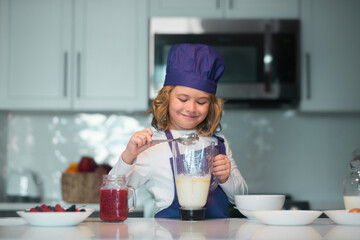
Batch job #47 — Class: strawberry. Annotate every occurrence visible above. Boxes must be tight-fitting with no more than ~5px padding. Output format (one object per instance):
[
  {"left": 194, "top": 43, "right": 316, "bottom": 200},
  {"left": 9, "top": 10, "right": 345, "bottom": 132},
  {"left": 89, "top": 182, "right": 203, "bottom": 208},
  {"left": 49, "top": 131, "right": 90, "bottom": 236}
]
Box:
[
  {"left": 40, "top": 204, "right": 51, "bottom": 212},
  {"left": 55, "top": 204, "right": 65, "bottom": 212}
]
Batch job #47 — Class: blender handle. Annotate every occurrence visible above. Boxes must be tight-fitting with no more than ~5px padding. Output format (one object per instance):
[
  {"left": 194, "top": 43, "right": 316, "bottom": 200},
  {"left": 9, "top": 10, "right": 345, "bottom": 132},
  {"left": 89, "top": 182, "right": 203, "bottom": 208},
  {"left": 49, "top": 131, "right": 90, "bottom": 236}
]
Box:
[
  {"left": 127, "top": 186, "right": 136, "bottom": 212},
  {"left": 209, "top": 176, "right": 219, "bottom": 192}
]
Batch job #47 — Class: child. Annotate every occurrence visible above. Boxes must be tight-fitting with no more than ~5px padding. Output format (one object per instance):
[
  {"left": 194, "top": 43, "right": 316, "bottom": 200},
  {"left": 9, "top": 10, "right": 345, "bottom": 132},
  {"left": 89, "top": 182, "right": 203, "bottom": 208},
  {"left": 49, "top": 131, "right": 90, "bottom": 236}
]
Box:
[{"left": 110, "top": 43, "right": 247, "bottom": 218}]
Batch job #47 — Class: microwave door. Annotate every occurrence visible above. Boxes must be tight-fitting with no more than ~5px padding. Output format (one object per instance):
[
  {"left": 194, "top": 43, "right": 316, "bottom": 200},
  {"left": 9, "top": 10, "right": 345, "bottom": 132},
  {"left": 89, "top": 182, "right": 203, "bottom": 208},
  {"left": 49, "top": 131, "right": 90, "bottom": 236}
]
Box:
[{"left": 216, "top": 40, "right": 279, "bottom": 101}]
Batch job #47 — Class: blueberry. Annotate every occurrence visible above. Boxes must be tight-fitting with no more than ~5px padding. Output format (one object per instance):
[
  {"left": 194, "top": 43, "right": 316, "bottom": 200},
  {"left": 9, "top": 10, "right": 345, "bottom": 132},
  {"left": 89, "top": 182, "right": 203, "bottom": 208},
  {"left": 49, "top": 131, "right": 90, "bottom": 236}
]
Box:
[{"left": 66, "top": 204, "right": 76, "bottom": 212}]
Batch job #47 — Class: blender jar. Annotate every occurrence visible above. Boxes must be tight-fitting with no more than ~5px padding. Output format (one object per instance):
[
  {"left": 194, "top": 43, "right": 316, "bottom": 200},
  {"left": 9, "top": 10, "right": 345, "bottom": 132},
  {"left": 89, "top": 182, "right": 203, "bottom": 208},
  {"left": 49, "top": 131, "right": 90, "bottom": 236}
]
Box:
[{"left": 171, "top": 136, "right": 216, "bottom": 220}]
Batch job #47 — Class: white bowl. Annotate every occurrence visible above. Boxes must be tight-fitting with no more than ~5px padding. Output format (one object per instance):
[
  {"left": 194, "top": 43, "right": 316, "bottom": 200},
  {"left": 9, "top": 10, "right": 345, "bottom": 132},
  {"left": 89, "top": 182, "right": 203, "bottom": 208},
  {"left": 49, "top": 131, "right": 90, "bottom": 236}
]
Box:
[
  {"left": 235, "top": 195, "right": 285, "bottom": 220},
  {"left": 252, "top": 210, "right": 322, "bottom": 226},
  {"left": 16, "top": 208, "right": 94, "bottom": 227},
  {"left": 324, "top": 210, "right": 360, "bottom": 225}
]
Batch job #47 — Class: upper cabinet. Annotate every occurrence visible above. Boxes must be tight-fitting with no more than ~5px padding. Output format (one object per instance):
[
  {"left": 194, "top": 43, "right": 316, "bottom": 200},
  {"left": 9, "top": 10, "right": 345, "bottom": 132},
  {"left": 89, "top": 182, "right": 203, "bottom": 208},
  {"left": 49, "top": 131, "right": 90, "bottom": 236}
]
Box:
[
  {"left": 0, "top": 0, "right": 72, "bottom": 110},
  {"left": 300, "top": 0, "right": 360, "bottom": 112},
  {"left": 0, "top": 0, "right": 148, "bottom": 111},
  {"left": 150, "top": 0, "right": 223, "bottom": 17},
  {"left": 150, "top": 0, "right": 299, "bottom": 19},
  {"left": 225, "top": 0, "right": 299, "bottom": 19},
  {"left": 72, "top": 0, "right": 148, "bottom": 111}
]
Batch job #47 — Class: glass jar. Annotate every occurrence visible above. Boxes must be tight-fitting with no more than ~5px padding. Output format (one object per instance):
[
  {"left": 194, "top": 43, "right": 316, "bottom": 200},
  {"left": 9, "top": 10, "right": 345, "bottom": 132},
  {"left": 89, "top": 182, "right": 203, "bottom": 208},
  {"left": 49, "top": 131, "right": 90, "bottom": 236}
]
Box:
[
  {"left": 100, "top": 175, "right": 136, "bottom": 221},
  {"left": 343, "top": 149, "right": 360, "bottom": 210}
]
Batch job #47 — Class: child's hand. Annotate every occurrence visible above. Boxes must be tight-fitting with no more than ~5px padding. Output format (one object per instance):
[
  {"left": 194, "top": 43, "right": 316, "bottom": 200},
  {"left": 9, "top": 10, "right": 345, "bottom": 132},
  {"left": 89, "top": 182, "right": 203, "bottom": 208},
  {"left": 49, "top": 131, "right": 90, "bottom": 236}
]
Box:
[
  {"left": 121, "top": 128, "right": 153, "bottom": 164},
  {"left": 212, "top": 154, "right": 231, "bottom": 183}
]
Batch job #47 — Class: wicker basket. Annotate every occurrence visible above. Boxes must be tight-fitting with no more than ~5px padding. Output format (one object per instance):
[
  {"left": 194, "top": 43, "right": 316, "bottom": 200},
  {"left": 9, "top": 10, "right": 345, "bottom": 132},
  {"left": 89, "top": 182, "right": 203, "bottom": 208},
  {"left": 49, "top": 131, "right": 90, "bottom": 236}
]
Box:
[{"left": 61, "top": 172, "right": 103, "bottom": 203}]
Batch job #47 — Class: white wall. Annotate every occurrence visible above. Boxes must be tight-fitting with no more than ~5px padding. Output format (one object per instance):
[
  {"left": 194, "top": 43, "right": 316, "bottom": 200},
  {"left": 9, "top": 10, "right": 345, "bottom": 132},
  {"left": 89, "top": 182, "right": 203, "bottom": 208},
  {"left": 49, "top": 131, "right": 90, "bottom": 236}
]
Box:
[{"left": 1, "top": 110, "right": 360, "bottom": 210}]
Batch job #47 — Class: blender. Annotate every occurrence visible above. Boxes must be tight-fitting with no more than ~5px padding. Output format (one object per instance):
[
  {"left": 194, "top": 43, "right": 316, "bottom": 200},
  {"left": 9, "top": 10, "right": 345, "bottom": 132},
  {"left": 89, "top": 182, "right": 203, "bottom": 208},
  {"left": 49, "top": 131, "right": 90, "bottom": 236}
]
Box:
[{"left": 171, "top": 136, "right": 216, "bottom": 220}]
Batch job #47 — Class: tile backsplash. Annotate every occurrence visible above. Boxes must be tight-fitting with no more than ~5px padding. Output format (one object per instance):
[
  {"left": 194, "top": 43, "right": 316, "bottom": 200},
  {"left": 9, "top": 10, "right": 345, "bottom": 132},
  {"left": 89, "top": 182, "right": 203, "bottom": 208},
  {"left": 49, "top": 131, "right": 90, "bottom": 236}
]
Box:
[
  {"left": 3, "top": 112, "right": 152, "bottom": 202},
  {"left": 1, "top": 110, "right": 360, "bottom": 210}
]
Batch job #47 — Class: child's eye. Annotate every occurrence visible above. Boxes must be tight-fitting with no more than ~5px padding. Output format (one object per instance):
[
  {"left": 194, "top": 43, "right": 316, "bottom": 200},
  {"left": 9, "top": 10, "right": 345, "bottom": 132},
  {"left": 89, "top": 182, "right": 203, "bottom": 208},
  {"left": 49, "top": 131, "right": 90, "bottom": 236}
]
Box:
[
  {"left": 178, "top": 98, "right": 187, "bottom": 102},
  {"left": 197, "top": 100, "right": 209, "bottom": 105}
]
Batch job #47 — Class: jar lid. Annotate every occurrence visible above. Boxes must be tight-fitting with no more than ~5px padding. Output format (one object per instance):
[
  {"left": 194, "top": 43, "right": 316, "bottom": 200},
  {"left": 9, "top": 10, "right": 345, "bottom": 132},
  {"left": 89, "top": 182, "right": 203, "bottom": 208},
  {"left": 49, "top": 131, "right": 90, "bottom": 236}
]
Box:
[
  {"left": 350, "top": 148, "right": 360, "bottom": 169},
  {"left": 103, "top": 175, "right": 126, "bottom": 181}
]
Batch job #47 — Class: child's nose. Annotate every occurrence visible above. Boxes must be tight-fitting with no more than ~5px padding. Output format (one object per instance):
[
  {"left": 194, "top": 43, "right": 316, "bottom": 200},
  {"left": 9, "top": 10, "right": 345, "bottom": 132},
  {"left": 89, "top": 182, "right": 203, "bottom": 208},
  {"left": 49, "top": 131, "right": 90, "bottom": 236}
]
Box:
[{"left": 185, "top": 101, "right": 196, "bottom": 112}]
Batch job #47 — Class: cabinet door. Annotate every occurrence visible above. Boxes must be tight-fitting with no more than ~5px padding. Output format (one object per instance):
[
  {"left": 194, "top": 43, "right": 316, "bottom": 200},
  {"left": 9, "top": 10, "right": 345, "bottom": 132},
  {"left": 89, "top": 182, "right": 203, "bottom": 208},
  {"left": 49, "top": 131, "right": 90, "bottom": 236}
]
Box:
[
  {"left": 150, "top": 0, "right": 223, "bottom": 18},
  {"left": 0, "top": 0, "right": 72, "bottom": 110},
  {"left": 300, "top": 0, "right": 360, "bottom": 112},
  {"left": 225, "top": 0, "right": 299, "bottom": 19},
  {"left": 73, "top": 0, "right": 148, "bottom": 111}
]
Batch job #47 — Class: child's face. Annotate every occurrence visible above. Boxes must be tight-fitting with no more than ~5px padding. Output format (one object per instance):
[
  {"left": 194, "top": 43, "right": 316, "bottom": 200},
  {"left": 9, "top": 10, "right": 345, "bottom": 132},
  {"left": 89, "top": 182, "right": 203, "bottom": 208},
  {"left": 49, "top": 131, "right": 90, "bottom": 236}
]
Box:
[{"left": 168, "top": 86, "right": 211, "bottom": 130}]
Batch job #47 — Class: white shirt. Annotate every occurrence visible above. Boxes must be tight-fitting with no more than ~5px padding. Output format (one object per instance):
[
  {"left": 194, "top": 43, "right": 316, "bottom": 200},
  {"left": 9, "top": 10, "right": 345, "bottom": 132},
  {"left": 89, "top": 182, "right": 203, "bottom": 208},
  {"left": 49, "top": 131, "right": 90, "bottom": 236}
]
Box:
[{"left": 110, "top": 130, "right": 247, "bottom": 214}]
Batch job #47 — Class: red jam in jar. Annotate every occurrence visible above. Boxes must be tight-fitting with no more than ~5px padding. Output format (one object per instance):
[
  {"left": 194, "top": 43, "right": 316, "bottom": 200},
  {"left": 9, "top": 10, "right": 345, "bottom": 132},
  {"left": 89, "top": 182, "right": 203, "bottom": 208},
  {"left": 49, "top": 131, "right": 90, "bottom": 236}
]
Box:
[{"left": 100, "top": 175, "right": 136, "bottom": 222}]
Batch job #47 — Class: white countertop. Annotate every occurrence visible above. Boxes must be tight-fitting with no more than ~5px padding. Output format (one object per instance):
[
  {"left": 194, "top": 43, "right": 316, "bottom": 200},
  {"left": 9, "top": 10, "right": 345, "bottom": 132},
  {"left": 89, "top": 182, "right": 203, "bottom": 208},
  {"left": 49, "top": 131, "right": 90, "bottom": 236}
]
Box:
[{"left": 0, "top": 217, "right": 358, "bottom": 240}]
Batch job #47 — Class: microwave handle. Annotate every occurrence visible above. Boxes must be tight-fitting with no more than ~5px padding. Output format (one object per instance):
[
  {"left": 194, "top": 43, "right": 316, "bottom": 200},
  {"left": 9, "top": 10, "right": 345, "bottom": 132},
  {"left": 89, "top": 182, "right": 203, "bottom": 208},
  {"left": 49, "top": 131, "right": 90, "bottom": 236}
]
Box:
[
  {"left": 264, "top": 23, "right": 272, "bottom": 93},
  {"left": 264, "top": 71, "right": 271, "bottom": 93}
]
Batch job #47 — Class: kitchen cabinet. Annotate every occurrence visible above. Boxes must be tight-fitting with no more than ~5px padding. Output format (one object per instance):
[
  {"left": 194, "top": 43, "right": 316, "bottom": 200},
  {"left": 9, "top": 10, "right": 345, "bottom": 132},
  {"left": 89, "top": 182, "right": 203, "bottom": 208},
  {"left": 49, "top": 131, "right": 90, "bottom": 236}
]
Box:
[
  {"left": 150, "top": 0, "right": 223, "bottom": 18},
  {"left": 225, "top": 0, "right": 299, "bottom": 19},
  {"left": 0, "top": 0, "right": 148, "bottom": 111},
  {"left": 0, "top": 0, "right": 72, "bottom": 110},
  {"left": 150, "top": 0, "right": 299, "bottom": 19},
  {"left": 72, "top": 0, "right": 148, "bottom": 111},
  {"left": 300, "top": 0, "right": 360, "bottom": 112}
]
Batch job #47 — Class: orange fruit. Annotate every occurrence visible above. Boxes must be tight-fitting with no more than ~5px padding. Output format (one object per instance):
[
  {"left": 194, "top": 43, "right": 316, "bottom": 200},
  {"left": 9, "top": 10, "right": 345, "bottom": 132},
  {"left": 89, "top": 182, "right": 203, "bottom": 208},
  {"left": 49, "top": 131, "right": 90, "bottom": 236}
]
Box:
[
  {"left": 65, "top": 163, "right": 79, "bottom": 173},
  {"left": 349, "top": 208, "right": 360, "bottom": 213}
]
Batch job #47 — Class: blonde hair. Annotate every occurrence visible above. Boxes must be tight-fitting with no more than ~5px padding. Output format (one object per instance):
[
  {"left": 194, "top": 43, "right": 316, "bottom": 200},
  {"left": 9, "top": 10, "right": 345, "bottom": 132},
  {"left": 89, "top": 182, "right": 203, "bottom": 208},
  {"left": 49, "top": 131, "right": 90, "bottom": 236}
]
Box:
[{"left": 147, "top": 85, "right": 224, "bottom": 137}]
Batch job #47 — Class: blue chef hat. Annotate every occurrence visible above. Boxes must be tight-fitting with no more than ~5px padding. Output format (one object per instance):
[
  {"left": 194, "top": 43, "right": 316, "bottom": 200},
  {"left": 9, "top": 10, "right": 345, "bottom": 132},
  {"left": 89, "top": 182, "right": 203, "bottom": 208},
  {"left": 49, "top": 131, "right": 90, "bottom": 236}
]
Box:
[{"left": 163, "top": 44, "right": 225, "bottom": 94}]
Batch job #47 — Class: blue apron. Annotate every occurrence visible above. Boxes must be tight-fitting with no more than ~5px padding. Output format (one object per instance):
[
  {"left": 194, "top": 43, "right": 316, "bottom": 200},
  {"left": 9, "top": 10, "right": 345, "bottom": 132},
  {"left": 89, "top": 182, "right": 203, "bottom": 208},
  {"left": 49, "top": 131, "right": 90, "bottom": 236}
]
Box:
[{"left": 155, "top": 130, "right": 229, "bottom": 219}]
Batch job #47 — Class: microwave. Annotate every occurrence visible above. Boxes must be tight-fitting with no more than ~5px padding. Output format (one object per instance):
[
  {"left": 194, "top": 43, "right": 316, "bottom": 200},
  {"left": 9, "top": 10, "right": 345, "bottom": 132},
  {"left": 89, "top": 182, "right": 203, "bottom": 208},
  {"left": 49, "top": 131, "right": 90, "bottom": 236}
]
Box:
[{"left": 149, "top": 18, "right": 300, "bottom": 108}]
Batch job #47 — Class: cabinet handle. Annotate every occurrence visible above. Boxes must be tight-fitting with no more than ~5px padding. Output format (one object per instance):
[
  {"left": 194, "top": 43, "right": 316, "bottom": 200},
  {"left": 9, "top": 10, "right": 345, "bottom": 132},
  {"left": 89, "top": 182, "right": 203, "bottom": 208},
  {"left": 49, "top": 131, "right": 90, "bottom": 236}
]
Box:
[
  {"left": 77, "top": 52, "right": 81, "bottom": 98},
  {"left": 305, "top": 53, "right": 311, "bottom": 99},
  {"left": 216, "top": 0, "right": 220, "bottom": 9},
  {"left": 229, "top": 0, "right": 234, "bottom": 9},
  {"left": 63, "top": 52, "right": 68, "bottom": 97}
]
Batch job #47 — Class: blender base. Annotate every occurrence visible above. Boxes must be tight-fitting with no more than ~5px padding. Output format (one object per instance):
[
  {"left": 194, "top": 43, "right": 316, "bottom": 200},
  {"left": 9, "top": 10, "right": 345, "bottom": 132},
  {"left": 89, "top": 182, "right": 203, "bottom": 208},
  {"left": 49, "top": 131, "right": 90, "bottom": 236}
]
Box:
[{"left": 179, "top": 207, "right": 206, "bottom": 221}]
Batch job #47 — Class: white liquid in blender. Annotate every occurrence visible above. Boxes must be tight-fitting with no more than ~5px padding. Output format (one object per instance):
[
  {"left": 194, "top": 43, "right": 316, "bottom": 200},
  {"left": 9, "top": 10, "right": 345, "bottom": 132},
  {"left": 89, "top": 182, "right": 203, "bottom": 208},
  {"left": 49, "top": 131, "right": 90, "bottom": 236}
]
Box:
[
  {"left": 344, "top": 196, "right": 360, "bottom": 209},
  {"left": 176, "top": 174, "right": 211, "bottom": 209}
]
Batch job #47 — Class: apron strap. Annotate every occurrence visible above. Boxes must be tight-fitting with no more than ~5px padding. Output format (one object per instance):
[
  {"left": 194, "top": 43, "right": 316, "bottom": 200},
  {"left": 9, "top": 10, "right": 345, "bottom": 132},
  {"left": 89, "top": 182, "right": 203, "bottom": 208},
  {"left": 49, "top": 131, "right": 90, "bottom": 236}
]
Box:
[
  {"left": 164, "top": 129, "right": 177, "bottom": 188},
  {"left": 164, "top": 129, "right": 173, "bottom": 149},
  {"left": 155, "top": 129, "right": 181, "bottom": 218}
]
